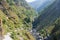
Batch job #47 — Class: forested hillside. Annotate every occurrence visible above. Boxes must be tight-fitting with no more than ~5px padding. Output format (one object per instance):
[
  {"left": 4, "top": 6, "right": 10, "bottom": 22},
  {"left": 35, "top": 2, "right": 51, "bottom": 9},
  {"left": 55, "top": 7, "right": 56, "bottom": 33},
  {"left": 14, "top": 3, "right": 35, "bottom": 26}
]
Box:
[
  {"left": 29, "top": 0, "right": 55, "bottom": 12},
  {"left": 33, "top": 0, "right": 60, "bottom": 30},
  {"left": 32, "top": 0, "right": 60, "bottom": 40},
  {"left": 0, "top": 0, "right": 37, "bottom": 40},
  {"left": 50, "top": 18, "right": 60, "bottom": 40},
  {"left": 0, "top": 0, "right": 60, "bottom": 40}
]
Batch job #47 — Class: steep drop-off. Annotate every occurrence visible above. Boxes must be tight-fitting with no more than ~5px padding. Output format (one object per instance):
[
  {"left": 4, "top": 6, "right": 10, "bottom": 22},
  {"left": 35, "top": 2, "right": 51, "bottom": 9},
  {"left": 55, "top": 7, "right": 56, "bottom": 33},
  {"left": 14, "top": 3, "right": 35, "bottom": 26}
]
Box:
[
  {"left": 0, "top": 0, "right": 37, "bottom": 40},
  {"left": 33, "top": 0, "right": 60, "bottom": 30},
  {"left": 32, "top": 0, "right": 60, "bottom": 40}
]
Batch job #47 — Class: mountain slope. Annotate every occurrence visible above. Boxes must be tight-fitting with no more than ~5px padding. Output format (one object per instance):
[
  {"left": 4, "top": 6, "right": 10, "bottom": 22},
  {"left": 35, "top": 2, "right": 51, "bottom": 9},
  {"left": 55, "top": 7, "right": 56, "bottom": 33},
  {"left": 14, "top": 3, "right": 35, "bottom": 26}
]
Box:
[
  {"left": 32, "top": 0, "right": 60, "bottom": 40},
  {"left": 29, "top": 0, "right": 55, "bottom": 11},
  {"left": 33, "top": 0, "right": 60, "bottom": 30},
  {"left": 0, "top": 0, "right": 36, "bottom": 40},
  {"left": 50, "top": 19, "right": 60, "bottom": 40}
]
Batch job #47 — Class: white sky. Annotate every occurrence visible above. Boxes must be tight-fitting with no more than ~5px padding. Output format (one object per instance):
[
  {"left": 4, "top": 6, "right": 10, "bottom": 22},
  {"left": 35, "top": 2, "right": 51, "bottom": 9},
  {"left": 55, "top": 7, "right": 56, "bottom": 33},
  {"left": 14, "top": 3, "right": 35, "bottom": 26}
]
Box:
[
  {"left": 25, "top": 0, "right": 53, "bottom": 2},
  {"left": 25, "top": 0, "right": 36, "bottom": 2}
]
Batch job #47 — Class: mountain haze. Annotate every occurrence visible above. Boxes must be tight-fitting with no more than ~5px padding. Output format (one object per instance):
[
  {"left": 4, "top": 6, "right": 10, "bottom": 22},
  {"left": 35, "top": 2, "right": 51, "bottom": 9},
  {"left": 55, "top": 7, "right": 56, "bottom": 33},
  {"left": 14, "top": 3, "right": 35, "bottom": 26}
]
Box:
[
  {"left": 32, "top": 0, "right": 60, "bottom": 40},
  {"left": 33, "top": 0, "right": 60, "bottom": 30},
  {"left": 29, "top": 0, "right": 55, "bottom": 11}
]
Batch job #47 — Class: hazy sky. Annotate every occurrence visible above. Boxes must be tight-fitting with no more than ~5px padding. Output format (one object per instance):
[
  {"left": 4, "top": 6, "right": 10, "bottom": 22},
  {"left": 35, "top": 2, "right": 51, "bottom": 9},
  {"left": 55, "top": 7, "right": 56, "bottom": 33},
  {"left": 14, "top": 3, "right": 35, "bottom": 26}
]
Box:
[
  {"left": 25, "top": 0, "right": 54, "bottom": 2},
  {"left": 25, "top": 0, "right": 36, "bottom": 2}
]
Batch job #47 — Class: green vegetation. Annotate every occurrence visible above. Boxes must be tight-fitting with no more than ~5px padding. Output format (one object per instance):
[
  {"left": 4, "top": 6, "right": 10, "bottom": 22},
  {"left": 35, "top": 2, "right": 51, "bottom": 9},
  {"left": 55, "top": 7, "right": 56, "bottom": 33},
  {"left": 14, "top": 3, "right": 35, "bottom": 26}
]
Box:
[
  {"left": 50, "top": 18, "right": 60, "bottom": 40},
  {"left": 0, "top": 0, "right": 36, "bottom": 40},
  {"left": 32, "top": 0, "right": 60, "bottom": 40}
]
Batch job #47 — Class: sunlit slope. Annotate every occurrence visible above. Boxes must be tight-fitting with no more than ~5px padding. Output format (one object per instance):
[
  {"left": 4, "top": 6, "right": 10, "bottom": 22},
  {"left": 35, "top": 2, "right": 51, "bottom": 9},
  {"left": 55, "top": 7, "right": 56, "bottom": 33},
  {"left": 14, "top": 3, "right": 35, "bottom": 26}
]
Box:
[{"left": 0, "top": 0, "right": 36, "bottom": 40}]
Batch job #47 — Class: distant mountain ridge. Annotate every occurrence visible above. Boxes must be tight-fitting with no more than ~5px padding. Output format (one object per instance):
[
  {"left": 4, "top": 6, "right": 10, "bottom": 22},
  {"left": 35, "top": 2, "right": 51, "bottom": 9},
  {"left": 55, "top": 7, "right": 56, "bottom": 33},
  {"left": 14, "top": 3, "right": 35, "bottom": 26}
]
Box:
[
  {"left": 33, "top": 0, "right": 60, "bottom": 30},
  {"left": 29, "top": 0, "right": 55, "bottom": 11}
]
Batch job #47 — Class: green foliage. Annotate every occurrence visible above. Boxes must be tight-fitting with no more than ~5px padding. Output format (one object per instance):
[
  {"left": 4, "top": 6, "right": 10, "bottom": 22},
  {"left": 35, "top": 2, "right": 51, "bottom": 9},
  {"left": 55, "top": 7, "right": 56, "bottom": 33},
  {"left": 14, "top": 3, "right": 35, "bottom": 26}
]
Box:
[
  {"left": 24, "top": 17, "right": 30, "bottom": 23},
  {"left": 6, "top": 0, "right": 15, "bottom": 5},
  {"left": 0, "top": 0, "right": 36, "bottom": 40},
  {"left": 33, "top": 0, "right": 60, "bottom": 30},
  {"left": 49, "top": 18, "right": 60, "bottom": 40}
]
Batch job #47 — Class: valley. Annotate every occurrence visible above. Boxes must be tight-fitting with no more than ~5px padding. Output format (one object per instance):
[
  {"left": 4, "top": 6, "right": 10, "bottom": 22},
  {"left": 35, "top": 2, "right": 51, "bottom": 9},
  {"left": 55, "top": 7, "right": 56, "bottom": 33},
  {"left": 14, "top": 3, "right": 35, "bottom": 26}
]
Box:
[{"left": 0, "top": 0, "right": 60, "bottom": 40}]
